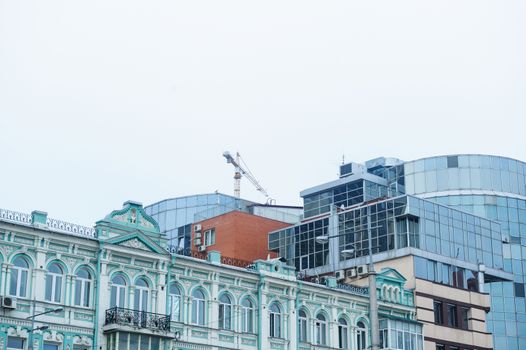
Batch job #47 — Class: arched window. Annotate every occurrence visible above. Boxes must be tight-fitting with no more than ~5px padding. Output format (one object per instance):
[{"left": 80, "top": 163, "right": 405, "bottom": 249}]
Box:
[
  {"left": 356, "top": 321, "right": 367, "bottom": 350},
  {"left": 45, "top": 262, "right": 64, "bottom": 302},
  {"left": 74, "top": 267, "right": 92, "bottom": 307},
  {"left": 10, "top": 256, "right": 29, "bottom": 297},
  {"left": 134, "top": 278, "right": 149, "bottom": 312},
  {"left": 338, "top": 318, "right": 349, "bottom": 349},
  {"left": 241, "top": 297, "right": 255, "bottom": 333},
  {"left": 269, "top": 303, "right": 282, "bottom": 338},
  {"left": 298, "top": 309, "right": 308, "bottom": 343},
  {"left": 315, "top": 313, "right": 327, "bottom": 345},
  {"left": 110, "top": 275, "right": 127, "bottom": 308},
  {"left": 218, "top": 294, "right": 232, "bottom": 330},
  {"left": 191, "top": 289, "right": 206, "bottom": 326},
  {"left": 169, "top": 284, "right": 182, "bottom": 322}
]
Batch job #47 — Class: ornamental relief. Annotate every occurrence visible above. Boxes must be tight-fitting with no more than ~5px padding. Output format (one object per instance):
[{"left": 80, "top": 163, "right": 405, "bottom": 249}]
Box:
[
  {"left": 120, "top": 238, "right": 151, "bottom": 251},
  {"left": 73, "top": 335, "right": 92, "bottom": 346},
  {"left": 43, "top": 331, "right": 64, "bottom": 343}
]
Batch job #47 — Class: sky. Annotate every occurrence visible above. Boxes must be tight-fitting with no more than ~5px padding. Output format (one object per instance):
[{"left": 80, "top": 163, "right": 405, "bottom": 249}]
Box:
[{"left": 0, "top": 1, "right": 525, "bottom": 226}]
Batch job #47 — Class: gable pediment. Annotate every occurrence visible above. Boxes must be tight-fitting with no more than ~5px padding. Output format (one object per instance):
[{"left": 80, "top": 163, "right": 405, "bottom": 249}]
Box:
[{"left": 107, "top": 232, "right": 166, "bottom": 255}]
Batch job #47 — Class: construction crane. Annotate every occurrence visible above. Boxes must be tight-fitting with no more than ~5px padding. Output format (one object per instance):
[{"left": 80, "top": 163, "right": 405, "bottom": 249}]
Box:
[{"left": 222, "top": 151, "right": 271, "bottom": 201}]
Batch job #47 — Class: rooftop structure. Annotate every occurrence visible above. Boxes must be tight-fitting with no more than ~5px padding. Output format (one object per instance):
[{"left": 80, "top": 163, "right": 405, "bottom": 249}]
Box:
[
  {"left": 270, "top": 154, "right": 526, "bottom": 349},
  {"left": 144, "top": 192, "right": 302, "bottom": 249}
]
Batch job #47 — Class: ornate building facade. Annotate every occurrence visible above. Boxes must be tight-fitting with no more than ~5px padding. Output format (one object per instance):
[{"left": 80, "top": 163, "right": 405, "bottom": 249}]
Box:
[{"left": 0, "top": 201, "right": 420, "bottom": 350}]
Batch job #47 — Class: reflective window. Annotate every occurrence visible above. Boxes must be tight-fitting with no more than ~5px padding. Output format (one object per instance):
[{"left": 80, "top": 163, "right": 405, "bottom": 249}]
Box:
[
  {"left": 338, "top": 318, "right": 349, "bottom": 349},
  {"left": 269, "top": 303, "right": 282, "bottom": 338},
  {"left": 134, "top": 278, "right": 149, "bottom": 312},
  {"left": 10, "top": 256, "right": 29, "bottom": 298},
  {"left": 7, "top": 337, "right": 24, "bottom": 350},
  {"left": 447, "top": 156, "right": 459, "bottom": 168},
  {"left": 241, "top": 297, "right": 255, "bottom": 333},
  {"left": 191, "top": 289, "right": 206, "bottom": 325},
  {"left": 110, "top": 275, "right": 127, "bottom": 308},
  {"left": 356, "top": 321, "right": 367, "bottom": 350},
  {"left": 45, "top": 262, "right": 64, "bottom": 303},
  {"left": 315, "top": 313, "right": 327, "bottom": 345},
  {"left": 169, "top": 284, "right": 182, "bottom": 322},
  {"left": 74, "top": 267, "right": 92, "bottom": 307},
  {"left": 218, "top": 293, "right": 232, "bottom": 330}
]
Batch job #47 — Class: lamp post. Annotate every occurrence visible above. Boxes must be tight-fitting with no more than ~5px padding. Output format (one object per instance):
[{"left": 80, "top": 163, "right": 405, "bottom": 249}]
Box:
[
  {"left": 314, "top": 205, "right": 380, "bottom": 350},
  {"left": 27, "top": 299, "right": 63, "bottom": 350}
]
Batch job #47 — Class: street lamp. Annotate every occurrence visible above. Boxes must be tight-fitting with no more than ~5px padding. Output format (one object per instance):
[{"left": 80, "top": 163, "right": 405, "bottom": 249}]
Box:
[{"left": 27, "top": 299, "right": 63, "bottom": 350}]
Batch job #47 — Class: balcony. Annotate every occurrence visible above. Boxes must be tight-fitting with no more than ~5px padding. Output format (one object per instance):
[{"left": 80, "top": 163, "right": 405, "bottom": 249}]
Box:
[{"left": 105, "top": 307, "right": 171, "bottom": 332}]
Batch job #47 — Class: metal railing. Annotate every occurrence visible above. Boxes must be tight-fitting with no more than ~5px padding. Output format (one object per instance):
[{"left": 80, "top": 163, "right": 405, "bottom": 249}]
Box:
[
  {"left": 166, "top": 246, "right": 253, "bottom": 268},
  {"left": 105, "top": 307, "right": 170, "bottom": 332}
]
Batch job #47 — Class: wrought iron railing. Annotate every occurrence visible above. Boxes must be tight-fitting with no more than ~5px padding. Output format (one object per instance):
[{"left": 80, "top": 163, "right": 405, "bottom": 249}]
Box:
[
  {"left": 220, "top": 255, "right": 253, "bottom": 268},
  {"left": 166, "top": 246, "right": 253, "bottom": 268},
  {"left": 105, "top": 307, "right": 170, "bottom": 332},
  {"left": 337, "top": 283, "right": 369, "bottom": 296}
]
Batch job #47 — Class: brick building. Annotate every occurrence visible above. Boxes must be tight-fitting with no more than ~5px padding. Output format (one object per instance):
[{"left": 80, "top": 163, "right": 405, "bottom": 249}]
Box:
[{"left": 191, "top": 211, "right": 290, "bottom": 262}]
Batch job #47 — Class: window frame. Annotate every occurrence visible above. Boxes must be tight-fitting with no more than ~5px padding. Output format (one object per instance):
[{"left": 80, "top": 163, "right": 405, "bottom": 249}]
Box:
[
  {"left": 169, "top": 284, "right": 182, "bottom": 322},
  {"left": 204, "top": 229, "right": 216, "bottom": 247},
  {"left": 45, "top": 262, "right": 64, "bottom": 303},
  {"left": 315, "top": 313, "right": 327, "bottom": 345},
  {"left": 338, "top": 318, "right": 349, "bottom": 349},
  {"left": 269, "top": 303, "right": 282, "bottom": 338},
  {"left": 74, "top": 267, "right": 92, "bottom": 308},
  {"left": 241, "top": 297, "right": 255, "bottom": 333},
  {"left": 218, "top": 293, "right": 233, "bottom": 330},
  {"left": 356, "top": 320, "right": 367, "bottom": 350},
  {"left": 110, "top": 275, "right": 128, "bottom": 308},
  {"left": 10, "top": 256, "right": 30, "bottom": 298},
  {"left": 191, "top": 289, "right": 206, "bottom": 326},
  {"left": 134, "top": 278, "right": 150, "bottom": 312},
  {"left": 7, "top": 336, "right": 25, "bottom": 350},
  {"left": 298, "top": 309, "right": 308, "bottom": 343}
]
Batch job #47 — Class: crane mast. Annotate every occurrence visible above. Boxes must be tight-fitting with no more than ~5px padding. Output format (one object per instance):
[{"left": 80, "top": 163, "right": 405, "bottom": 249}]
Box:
[{"left": 223, "top": 151, "right": 270, "bottom": 200}]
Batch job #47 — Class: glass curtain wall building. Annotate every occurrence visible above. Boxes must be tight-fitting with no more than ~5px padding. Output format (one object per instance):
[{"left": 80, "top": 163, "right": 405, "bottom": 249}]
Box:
[
  {"left": 402, "top": 155, "right": 526, "bottom": 350},
  {"left": 145, "top": 193, "right": 257, "bottom": 248},
  {"left": 269, "top": 154, "right": 525, "bottom": 349},
  {"left": 145, "top": 193, "right": 302, "bottom": 249}
]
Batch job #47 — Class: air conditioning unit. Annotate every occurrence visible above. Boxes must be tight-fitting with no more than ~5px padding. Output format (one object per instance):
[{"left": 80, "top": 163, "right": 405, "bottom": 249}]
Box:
[
  {"left": 194, "top": 238, "right": 202, "bottom": 246},
  {"left": 2, "top": 297, "right": 16, "bottom": 309},
  {"left": 194, "top": 224, "right": 202, "bottom": 232},
  {"left": 198, "top": 246, "right": 206, "bottom": 252},
  {"left": 346, "top": 268, "right": 357, "bottom": 279},
  {"left": 335, "top": 270, "right": 345, "bottom": 281},
  {"left": 357, "top": 265, "right": 369, "bottom": 276},
  {"left": 194, "top": 232, "right": 202, "bottom": 239}
]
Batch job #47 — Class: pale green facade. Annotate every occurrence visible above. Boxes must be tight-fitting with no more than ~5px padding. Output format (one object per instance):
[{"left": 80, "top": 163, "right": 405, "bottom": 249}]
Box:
[{"left": 0, "top": 201, "right": 421, "bottom": 350}]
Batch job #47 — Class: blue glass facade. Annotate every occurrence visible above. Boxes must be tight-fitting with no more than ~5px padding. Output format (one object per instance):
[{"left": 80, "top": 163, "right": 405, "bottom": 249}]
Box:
[
  {"left": 145, "top": 193, "right": 256, "bottom": 248},
  {"left": 270, "top": 154, "right": 525, "bottom": 349},
  {"left": 402, "top": 155, "right": 526, "bottom": 350},
  {"left": 146, "top": 193, "right": 302, "bottom": 250}
]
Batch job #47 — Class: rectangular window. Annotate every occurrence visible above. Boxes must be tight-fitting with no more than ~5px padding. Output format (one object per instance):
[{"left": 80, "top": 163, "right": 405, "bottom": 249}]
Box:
[
  {"left": 435, "top": 345, "right": 445, "bottom": 350},
  {"left": 43, "top": 343, "right": 59, "bottom": 350},
  {"left": 447, "top": 156, "right": 459, "bottom": 168},
  {"left": 461, "top": 307, "right": 469, "bottom": 330},
  {"left": 7, "top": 337, "right": 24, "bottom": 350},
  {"left": 514, "top": 283, "right": 525, "bottom": 297},
  {"left": 434, "top": 301, "right": 443, "bottom": 324},
  {"left": 447, "top": 304, "right": 458, "bottom": 327},
  {"left": 204, "top": 229, "right": 216, "bottom": 246}
]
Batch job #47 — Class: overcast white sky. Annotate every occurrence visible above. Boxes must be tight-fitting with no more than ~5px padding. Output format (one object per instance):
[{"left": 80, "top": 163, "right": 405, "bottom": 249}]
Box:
[{"left": 1, "top": 1, "right": 525, "bottom": 226}]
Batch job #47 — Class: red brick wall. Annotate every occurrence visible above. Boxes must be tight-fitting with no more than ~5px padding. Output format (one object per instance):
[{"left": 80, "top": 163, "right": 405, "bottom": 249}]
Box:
[{"left": 192, "top": 211, "right": 289, "bottom": 262}]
